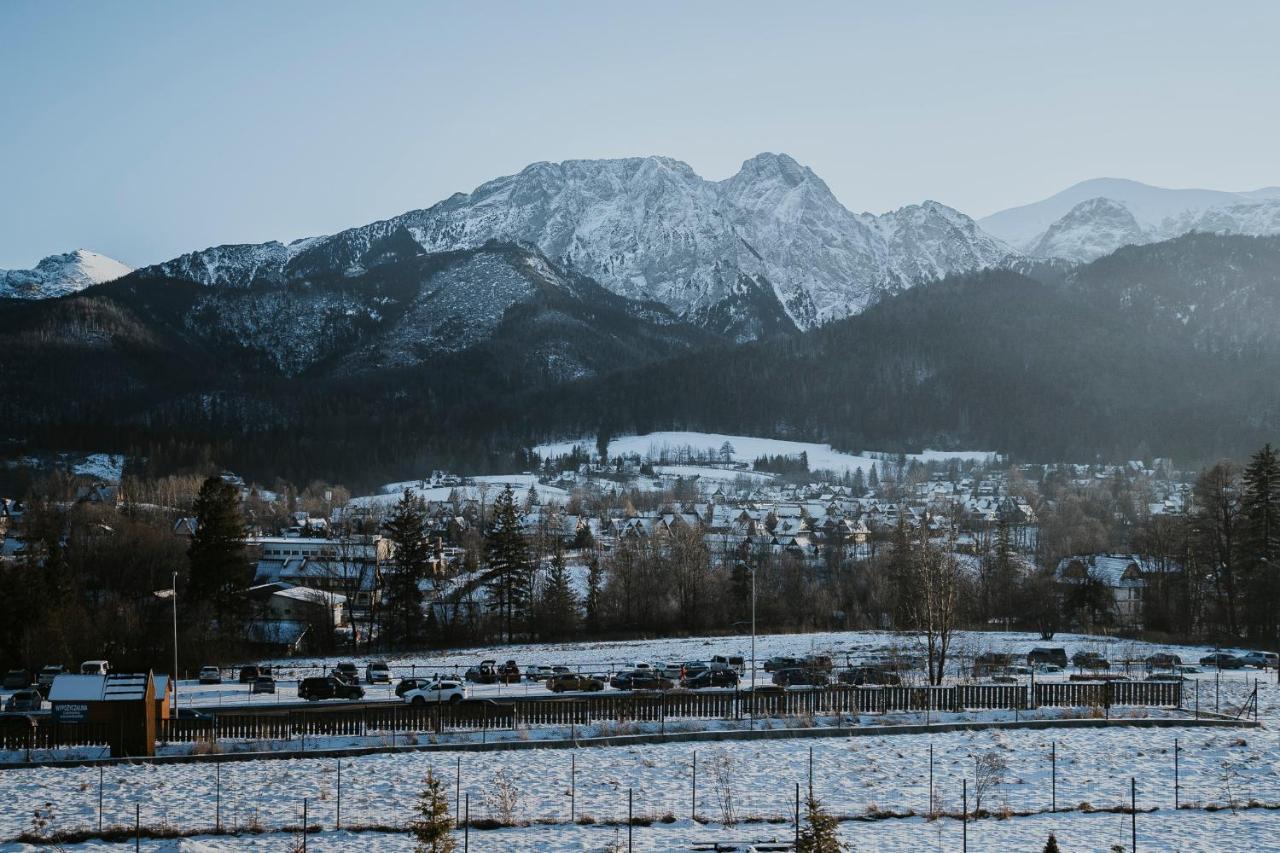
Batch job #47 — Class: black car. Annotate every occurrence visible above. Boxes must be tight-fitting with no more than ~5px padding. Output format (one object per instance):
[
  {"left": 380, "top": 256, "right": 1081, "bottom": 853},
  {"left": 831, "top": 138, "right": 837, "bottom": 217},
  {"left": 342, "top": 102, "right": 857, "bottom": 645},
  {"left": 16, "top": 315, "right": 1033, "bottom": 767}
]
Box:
[
  {"left": 610, "top": 671, "right": 674, "bottom": 691},
  {"left": 5, "top": 689, "right": 42, "bottom": 712},
  {"left": 1145, "top": 652, "right": 1183, "bottom": 669},
  {"left": 1199, "top": 652, "right": 1244, "bottom": 670},
  {"left": 763, "top": 656, "right": 801, "bottom": 673},
  {"left": 299, "top": 676, "right": 365, "bottom": 701},
  {"left": 682, "top": 669, "right": 739, "bottom": 689},
  {"left": 1072, "top": 652, "right": 1110, "bottom": 670},
  {"left": 2, "top": 669, "right": 30, "bottom": 690},
  {"left": 1027, "top": 647, "right": 1068, "bottom": 668},
  {"left": 836, "top": 666, "right": 901, "bottom": 686},
  {"left": 35, "top": 665, "right": 64, "bottom": 695},
  {"left": 238, "top": 665, "right": 260, "bottom": 684},
  {"left": 772, "top": 668, "right": 830, "bottom": 687}
]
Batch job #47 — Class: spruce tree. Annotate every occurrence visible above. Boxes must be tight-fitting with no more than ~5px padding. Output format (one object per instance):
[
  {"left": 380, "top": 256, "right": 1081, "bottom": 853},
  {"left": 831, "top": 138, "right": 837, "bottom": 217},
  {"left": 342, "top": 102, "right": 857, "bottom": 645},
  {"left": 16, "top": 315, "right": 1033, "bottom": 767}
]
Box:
[
  {"left": 537, "top": 546, "right": 579, "bottom": 640},
  {"left": 485, "top": 486, "right": 531, "bottom": 641},
  {"left": 1043, "top": 833, "right": 1061, "bottom": 853},
  {"left": 584, "top": 554, "right": 603, "bottom": 634},
  {"left": 796, "top": 795, "right": 845, "bottom": 852},
  {"left": 187, "top": 476, "right": 251, "bottom": 640},
  {"left": 1241, "top": 444, "right": 1280, "bottom": 640},
  {"left": 384, "top": 489, "right": 432, "bottom": 648},
  {"left": 411, "top": 769, "right": 456, "bottom": 852}
]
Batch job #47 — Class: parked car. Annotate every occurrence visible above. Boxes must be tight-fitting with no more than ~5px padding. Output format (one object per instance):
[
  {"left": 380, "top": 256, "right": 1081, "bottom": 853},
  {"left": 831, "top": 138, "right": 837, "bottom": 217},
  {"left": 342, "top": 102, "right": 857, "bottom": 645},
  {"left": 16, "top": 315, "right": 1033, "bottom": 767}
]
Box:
[
  {"left": 2, "top": 669, "right": 30, "bottom": 690},
  {"left": 772, "top": 668, "right": 830, "bottom": 688},
  {"left": 763, "top": 656, "right": 801, "bottom": 673},
  {"left": 1027, "top": 647, "right": 1068, "bottom": 668},
  {"left": 365, "top": 661, "right": 392, "bottom": 684},
  {"left": 198, "top": 666, "right": 222, "bottom": 685},
  {"left": 251, "top": 675, "right": 276, "bottom": 694},
  {"left": 548, "top": 673, "right": 605, "bottom": 692},
  {"left": 1199, "top": 652, "right": 1244, "bottom": 669},
  {"left": 333, "top": 662, "right": 360, "bottom": 684},
  {"left": 465, "top": 660, "right": 498, "bottom": 684},
  {"left": 837, "top": 666, "right": 901, "bottom": 686},
  {"left": 802, "top": 654, "right": 834, "bottom": 672},
  {"left": 710, "top": 655, "right": 746, "bottom": 673},
  {"left": 610, "top": 671, "right": 674, "bottom": 691},
  {"left": 526, "top": 666, "right": 555, "bottom": 682},
  {"left": 497, "top": 660, "right": 522, "bottom": 684},
  {"left": 680, "top": 661, "right": 711, "bottom": 680},
  {"left": 299, "top": 676, "right": 364, "bottom": 701},
  {"left": 403, "top": 680, "right": 467, "bottom": 704},
  {"left": 655, "top": 663, "right": 683, "bottom": 680},
  {"left": 396, "top": 677, "right": 433, "bottom": 698},
  {"left": 35, "top": 665, "right": 63, "bottom": 696},
  {"left": 5, "top": 689, "right": 42, "bottom": 712},
  {"left": 238, "top": 665, "right": 261, "bottom": 684},
  {"left": 1145, "top": 652, "right": 1183, "bottom": 669},
  {"left": 973, "top": 653, "right": 1014, "bottom": 675},
  {"left": 682, "top": 669, "right": 740, "bottom": 689},
  {"left": 79, "top": 660, "right": 110, "bottom": 676},
  {"left": 1072, "top": 652, "right": 1111, "bottom": 670},
  {"left": 1239, "top": 651, "right": 1278, "bottom": 669}
]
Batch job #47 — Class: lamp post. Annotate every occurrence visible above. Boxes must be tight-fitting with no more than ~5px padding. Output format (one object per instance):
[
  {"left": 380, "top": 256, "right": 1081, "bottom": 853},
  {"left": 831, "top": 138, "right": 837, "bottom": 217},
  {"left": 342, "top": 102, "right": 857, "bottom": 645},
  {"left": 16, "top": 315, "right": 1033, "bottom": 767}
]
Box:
[
  {"left": 172, "top": 570, "right": 179, "bottom": 712},
  {"left": 749, "top": 559, "right": 756, "bottom": 729}
]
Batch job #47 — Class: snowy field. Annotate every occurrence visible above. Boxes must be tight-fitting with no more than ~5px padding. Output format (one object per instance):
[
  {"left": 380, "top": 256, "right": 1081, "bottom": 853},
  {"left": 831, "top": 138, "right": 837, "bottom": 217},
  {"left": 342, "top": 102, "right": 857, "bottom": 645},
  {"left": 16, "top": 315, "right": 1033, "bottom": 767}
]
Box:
[
  {"left": 535, "top": 431, "right": 999, "bottom": 474},
  {"left": 1, "top": 630, "right": 1275, "bottom": 849},
  {"left": 349, "top": 474, "right": 571, "bottom": 510}
]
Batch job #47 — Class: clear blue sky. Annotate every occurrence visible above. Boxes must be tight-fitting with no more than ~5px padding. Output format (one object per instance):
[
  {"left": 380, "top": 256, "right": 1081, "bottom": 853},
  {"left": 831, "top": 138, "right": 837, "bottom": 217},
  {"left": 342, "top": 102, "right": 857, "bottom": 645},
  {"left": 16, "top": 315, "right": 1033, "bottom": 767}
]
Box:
[{"left": 2, "top": 1, "right": 1277, "bottom": 268}]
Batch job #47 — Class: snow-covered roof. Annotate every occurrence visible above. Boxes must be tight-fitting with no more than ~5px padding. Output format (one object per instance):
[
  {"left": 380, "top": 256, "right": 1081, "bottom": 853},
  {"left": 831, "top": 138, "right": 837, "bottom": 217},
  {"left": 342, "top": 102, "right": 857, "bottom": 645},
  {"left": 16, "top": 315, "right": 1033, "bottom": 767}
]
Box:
[{"left": 48, "top": 674, "right": 104, "bottom": 702}]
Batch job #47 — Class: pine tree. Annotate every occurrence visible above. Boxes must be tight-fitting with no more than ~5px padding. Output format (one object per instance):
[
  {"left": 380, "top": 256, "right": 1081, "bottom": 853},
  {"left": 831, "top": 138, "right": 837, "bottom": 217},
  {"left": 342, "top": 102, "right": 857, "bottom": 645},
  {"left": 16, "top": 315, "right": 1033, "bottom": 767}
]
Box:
[
  {"left": 584, "top": 555, "right": 603, "bottom": 633},
  {"left": 868, "top": 463, "right": 879, "bottom": 492},
  {"left": 1043, "top": 833, "right": 1061, "bottom": 853},
  {"left": 796, "top": 795, "right": 845, "bottom": 852},
  {"left": 486, "top": 486, "right": 531, "bottom": 641},
  {"left": 187, "top": 476, "right": 250, "bottom": 639},
  {"left": 851, "top": 467, "right": 866, "bottom": 497},
  {"left": 1240, "top": 444, "right": 1280, "bottom": 641},
  {"left": 537, "top": 546, "right": 579, "bottom": 640},
  {"left": 384, "top": 489, "right": 432, "bottom": 648},
  {"left": 411, "top": 769, "right": 456, "bottom": 852}
]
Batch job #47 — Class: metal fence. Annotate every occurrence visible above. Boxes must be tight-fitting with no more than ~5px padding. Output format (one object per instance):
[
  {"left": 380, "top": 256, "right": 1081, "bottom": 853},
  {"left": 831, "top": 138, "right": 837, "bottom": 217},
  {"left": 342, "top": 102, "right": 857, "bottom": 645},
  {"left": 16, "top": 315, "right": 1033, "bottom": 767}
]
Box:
[{"left": 0, "top": 679, "right": 1183, "bottom": 752}]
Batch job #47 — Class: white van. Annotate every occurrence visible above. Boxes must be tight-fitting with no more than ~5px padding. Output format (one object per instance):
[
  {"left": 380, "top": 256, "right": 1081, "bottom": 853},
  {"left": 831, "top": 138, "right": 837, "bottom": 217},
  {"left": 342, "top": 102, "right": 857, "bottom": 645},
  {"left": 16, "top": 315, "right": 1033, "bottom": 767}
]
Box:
[{"left": 80, "top": 660, "right": 110, "bottom": 675}]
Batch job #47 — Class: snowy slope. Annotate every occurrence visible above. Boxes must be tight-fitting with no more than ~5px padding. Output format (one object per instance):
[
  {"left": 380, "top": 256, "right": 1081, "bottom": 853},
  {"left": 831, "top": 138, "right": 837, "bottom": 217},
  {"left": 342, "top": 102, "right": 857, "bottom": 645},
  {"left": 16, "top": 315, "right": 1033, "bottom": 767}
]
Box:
[
  {"left": 983, "top": 177, "right": 1280, "bottom": 261},
  {"left": 137, "top": 154, "right": 1019, "bottom": 336},
  {"left": 0, "top": 249, "right": 132, "bottom": 299}
]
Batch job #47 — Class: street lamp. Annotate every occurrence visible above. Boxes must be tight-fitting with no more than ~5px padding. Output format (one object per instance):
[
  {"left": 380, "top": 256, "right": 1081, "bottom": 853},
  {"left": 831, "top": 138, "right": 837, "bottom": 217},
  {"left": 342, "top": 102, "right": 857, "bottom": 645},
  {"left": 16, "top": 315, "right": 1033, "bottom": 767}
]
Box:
[{"left": 172, "top": 570, "right": 179, "bottom": 712}]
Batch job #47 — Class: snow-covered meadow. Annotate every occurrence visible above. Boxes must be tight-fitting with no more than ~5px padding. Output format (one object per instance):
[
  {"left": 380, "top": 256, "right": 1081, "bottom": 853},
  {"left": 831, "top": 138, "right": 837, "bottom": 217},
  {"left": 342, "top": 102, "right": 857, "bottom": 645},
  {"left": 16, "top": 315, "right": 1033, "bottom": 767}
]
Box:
[{"left": 534, "top": 431, "right": 998, "bottom": 475}]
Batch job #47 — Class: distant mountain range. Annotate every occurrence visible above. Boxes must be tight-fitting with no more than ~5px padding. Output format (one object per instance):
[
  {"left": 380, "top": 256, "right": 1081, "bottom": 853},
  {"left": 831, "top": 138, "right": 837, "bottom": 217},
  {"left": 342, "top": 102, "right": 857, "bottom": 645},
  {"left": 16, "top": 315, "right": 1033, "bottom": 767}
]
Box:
[
  {"left": 980, "top": 177, "right": 1280, "bottom": 263},
  {"left": 0, "top": 249, "right": 132, "bottom": 300},
  {"left": 4, "top": 157, "right": 1280, "bottom": 484}
]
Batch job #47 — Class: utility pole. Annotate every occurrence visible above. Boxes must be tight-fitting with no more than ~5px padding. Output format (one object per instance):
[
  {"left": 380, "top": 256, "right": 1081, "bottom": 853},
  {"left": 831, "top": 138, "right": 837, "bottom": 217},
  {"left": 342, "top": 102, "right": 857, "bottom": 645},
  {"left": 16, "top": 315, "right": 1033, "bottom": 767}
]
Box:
[{"left": 750, "top": 561, "right": 756, "bottom": 731}]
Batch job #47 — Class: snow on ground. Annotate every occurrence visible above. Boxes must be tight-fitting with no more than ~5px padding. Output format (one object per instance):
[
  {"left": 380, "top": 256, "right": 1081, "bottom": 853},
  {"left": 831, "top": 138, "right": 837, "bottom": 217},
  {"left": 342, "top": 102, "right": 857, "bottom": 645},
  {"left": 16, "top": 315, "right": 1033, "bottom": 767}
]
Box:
[
  {"left": 535, "top": 431, "right": 998, "bottom": 474},
  {"left": 349, "top": 474, "right": 570, "bottom": 510},
  {"left": 3, "top": 709, "right": 1275, "bottom": 849},
  {"left": 70, "top": 453, "right": 125, "bottom": 482}
]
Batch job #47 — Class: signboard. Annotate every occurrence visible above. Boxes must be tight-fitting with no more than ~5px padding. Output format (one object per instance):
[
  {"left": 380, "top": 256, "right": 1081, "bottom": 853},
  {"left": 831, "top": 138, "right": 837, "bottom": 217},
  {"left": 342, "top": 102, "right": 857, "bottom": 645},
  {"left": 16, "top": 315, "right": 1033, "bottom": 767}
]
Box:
[{"left": 53, "top": 702, "right": 89, "bottom": 723}]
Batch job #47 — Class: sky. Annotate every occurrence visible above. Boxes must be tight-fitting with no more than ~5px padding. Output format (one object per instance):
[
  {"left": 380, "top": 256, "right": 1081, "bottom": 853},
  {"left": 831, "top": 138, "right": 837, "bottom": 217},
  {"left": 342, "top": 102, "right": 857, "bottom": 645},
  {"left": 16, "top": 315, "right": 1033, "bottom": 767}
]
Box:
[{"left": 2, "top": 1, "right": 1278, "bottom": 269}]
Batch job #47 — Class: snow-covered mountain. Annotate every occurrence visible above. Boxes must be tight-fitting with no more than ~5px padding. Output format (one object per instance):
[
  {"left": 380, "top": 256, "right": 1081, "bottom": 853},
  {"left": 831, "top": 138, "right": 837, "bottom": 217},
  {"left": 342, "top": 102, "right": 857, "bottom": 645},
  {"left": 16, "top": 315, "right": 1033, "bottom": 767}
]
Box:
[
  {"left": 982, "top": 178, "right": 1280, "bottom": 262},
  {"left": 0, "top": 249, "right": 132, "bottom": 299},
  {"left": 139, "top": 153, "right": 1017, "bottom": 336}
]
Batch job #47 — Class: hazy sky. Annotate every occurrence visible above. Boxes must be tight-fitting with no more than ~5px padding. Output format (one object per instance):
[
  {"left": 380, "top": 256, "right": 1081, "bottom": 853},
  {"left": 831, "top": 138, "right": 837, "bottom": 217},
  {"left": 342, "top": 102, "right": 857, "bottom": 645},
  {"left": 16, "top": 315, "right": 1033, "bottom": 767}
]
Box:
[{"left": 3, "top": 1, "right": 1278, "bottom": 268}]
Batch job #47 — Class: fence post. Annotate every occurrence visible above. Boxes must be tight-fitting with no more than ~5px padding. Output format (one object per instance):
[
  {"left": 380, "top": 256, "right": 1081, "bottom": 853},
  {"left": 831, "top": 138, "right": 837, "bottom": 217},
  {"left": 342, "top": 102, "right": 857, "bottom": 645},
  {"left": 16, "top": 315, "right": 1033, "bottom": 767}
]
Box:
[
  {"left": 215, "top": 760, "right": 221, "bottom": 831},
  {"left": 570, "top": 752, "right": 576, "bottom": 823},
  {"left": 928, "top": 743, "right": 934, "bottom": 816},
  {"left": 98, "top": 765, "right": 104, "bottom": 832},
  {"left": 302, "top": 797, "right": 308, "bottom": 852},
  {"left": 794, "top": 781, "right": 800, "bottom": 849},
  {"left": 464, "top": 792, "right": 469, "bottom": 851},
  {"left": 962, "top": 778, "right": 968, "bottom": 853},
  {"left": 456, "top": 755, "right": 462, "bottom": 827},
  {"left": 1051, "top": 740, "right": 1057, "bottom": 812},
  {"left": 1131, "top": 777, "right": 1137, "bottom": 853},
  {"left": 692, "top": 749, "right": 697, "bottom": 821},
  {"left": 628, "top": 787, "right": 634, "bottom": 853},
  {"left": 336, "top": 758, "right": 341, "bottom": 830},
  {"left": 1174, "top": 738, "right": 1179, "bottom": 809},
  {"left": 134, "top": 803, "right": 140, "bottom": 851}
]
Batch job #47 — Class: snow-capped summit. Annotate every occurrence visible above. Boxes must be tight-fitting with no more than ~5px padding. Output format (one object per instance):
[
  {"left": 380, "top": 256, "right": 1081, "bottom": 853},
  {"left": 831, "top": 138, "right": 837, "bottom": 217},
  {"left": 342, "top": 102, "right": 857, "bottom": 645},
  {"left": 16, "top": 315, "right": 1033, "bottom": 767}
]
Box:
[
  {"left": 0, "top": 249, "right": 132, "bottom": 300},
  {"left": 1028, "top": 197, "right": 1146, "bottom": 263},
  {"left": 137, "top": 153, "right": 1018, "bottom": 336},
  {"left": 982, "top": 178, "right": 1280, "bottom": 262}
]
